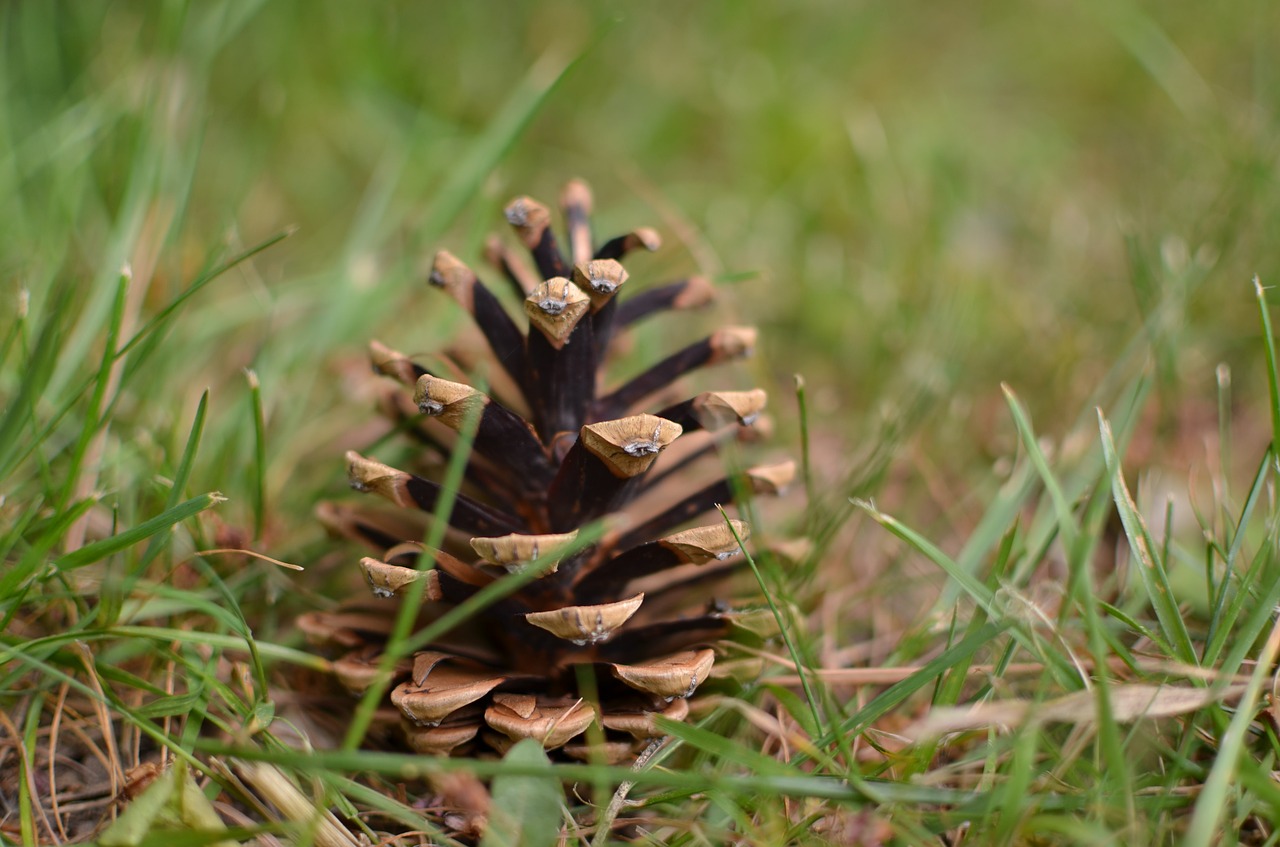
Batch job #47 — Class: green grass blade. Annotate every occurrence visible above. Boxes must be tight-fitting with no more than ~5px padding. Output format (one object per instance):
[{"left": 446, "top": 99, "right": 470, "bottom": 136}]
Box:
[
  {"left": 1001, "top": 384, "right": 1080, "bottom": 552},
  {"left": 104, "top": 627, "right": 328, "bottom": 672},
  {"left": 854, "top": 498, "right": 997, "bottom": 615},
  {"left": 116, "top": 230, "right": 293, "bottom": 361},
  {"left": 832, "top": 621, "right": 1007, "bottom": 740},
  {"left": 1098, "top": 411, "right": 1197, "bottom": 665},
  {"left": 0, "top": 282, "right": 71, "bottom": 479},
  {"left": 721, "top": 507, "right": 825, "bottom": 735},
  {"left": 794, "top": 373, "right": 816, "bottom": 511},
  {"left": 135, "top": 390, "right": 210, "bottom": 577},
  {"left": 246, "top": 369, "right": 267, "bottom": 540},
  {"left": 1256, "top": 274, "right": 1280, "bottom": 447},
  {"left": 938, "top": 458, "right": 1038, "bottom": 610},
  {"left": 1005, "top": 388, "right": 1134, "bottom": 806},
  {"left": 339, "top": 389, "right": 483, "bottom": 750},
  {"left": 1212, "top": 540, "right": 1280, "bottom": 680},
  {"left": 421, "top": 48, "right": 584, "bottom": 240},
  {"left": 1203, "top": 449, "right": 1270, "bottom": 664},
  {"left": 1184, "top": 619, "right": 1280, "bottom": 846},
  {"left": 0, "top": 496, "right": 94, "bottom": 603},
  {"left": 54, "top": 492, "right": 226, "bottom": 571},
  {"left": 55, "top": 268, "right": 128, "bottom": 512}
]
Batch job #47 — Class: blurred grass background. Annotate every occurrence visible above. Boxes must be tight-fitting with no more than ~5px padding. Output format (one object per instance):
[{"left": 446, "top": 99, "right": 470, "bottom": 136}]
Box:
[
  {"left": 10, "top": 1, "right": 1278, "bottom": 471},
  {"left": 4, "top": 0, "right": 1280, "bottom": 839},
  {"left": 7, "top": 0, "right": 1277, "bottom": 499}
]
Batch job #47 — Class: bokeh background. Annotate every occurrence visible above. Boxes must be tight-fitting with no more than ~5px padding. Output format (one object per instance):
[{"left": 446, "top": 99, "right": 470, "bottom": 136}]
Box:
[{"left": 4, "top": 0, "right": 1278, "bottom": 558}]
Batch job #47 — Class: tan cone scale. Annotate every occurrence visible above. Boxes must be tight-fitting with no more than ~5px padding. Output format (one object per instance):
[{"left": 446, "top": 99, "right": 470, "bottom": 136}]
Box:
[{"left": 300, "top": 180, "right": 796, "bottom": 759}]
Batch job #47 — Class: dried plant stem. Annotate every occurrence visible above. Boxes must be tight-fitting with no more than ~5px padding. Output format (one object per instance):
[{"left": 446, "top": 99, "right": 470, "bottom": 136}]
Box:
[
  {"left": 760, "top": 655, "right": 1254, "bottom": 687},
  {"left": 232, "top": 760, "right": 360, "bottom": 847},
  {"left": 0, "top": 704, "right": 57, "bottom": 843},
  {"left": 590, "top": 736, "right": 665, "bottom": 847},
  {"left": 48, "top": 684, "right": 71, "bottom": 842}
]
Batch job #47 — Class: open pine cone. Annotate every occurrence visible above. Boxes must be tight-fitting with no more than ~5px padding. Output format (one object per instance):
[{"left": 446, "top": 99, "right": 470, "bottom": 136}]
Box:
[{"left": 300, "top": 180, "right": 794, "bottom": 762}]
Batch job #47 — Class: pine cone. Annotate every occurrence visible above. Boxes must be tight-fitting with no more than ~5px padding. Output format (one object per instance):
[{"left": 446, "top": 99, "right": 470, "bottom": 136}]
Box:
[{"left": 300, "top": 180, "right": 794, "bottom": 762}]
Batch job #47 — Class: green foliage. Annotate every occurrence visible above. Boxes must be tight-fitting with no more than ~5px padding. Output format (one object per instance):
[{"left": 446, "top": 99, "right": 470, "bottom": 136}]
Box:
[
  {"left": 98, "top": 761, "right": 235, "bottom": 847},
  {"left": 481, "top": 741, "right": 566, "bottom": 847}
]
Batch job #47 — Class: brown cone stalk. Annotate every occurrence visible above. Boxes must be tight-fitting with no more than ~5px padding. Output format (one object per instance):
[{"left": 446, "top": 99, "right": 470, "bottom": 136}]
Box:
[{"left": 301, "top": 180, "right": 792, "bottom": 761}]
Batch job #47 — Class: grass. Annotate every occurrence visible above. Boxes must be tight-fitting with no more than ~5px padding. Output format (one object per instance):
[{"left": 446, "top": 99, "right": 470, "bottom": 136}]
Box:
[{"left": 3, "top": 0, "right": 1280, "bottom": 843}]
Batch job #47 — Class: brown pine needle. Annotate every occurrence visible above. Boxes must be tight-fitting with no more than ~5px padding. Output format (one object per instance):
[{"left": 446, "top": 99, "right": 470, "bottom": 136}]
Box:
[{"left": 192, "top": 549, "right": 305, "bottom": 571}]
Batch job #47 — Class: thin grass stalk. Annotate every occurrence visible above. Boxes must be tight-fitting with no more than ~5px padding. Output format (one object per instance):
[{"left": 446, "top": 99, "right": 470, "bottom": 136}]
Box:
[
  {"left": 57, "top": 270, "right": 129, "bottom": 541},
  {"left": 248, "top": 369, "right": 268, "bottom": 541},
  {"left": 134, "top": 392, "right": 210, "bottom": 582},
  {"left": 340, "top": 391, "right": 484, "bottom": 751},
  {"left": 1255, "top": 275, "right": 1280, "bottom": 449},
  {"left": 1204, "top": 451, "right": 1270, "bottom": 663},
  {"left": 719, "top": 507, "right": 823, "bottom": 736},
  {"left": 420, "top": 51, "right": 579, "bottom": 239},
  {"left": 54, "top": 493, "right": 226, "bottom": 572},
  {"left": 1184, "top": 615, "right": 1280, "bottom": 846},
  {"left": 793, "top": 374, "right": 815, "bottom": 515},
  {"left": 1099, "top": 413, "right": 1198, "bottom": 665}
]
